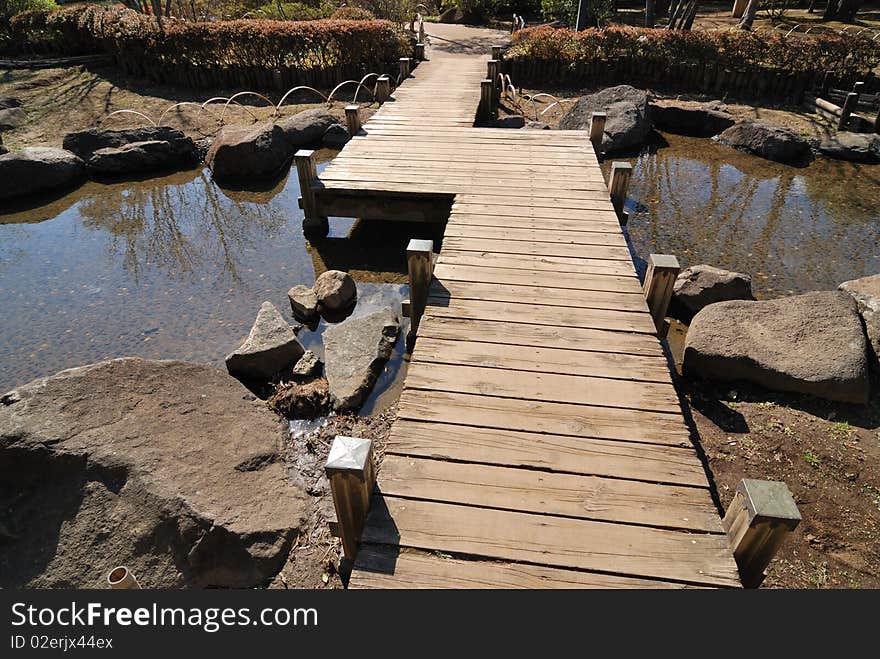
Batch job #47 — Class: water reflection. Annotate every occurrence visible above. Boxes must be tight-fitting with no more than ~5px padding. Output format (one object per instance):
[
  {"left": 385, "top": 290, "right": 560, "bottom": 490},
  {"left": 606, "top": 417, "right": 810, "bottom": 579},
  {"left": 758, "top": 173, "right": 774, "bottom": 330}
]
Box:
[{"left": 618, "top": 133, "right": 880, "bottom": 296}]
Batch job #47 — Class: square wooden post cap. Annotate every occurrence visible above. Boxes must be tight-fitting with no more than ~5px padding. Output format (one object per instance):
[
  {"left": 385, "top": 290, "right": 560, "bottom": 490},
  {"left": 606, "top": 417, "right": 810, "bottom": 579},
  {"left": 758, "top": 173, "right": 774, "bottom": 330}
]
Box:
[
  {"left": 326, "top": 436, "right": 372, "bottom": 474},
  {"left": 407, "top": 238, "right": 434, "bottom": 255},
  {"left": 737, "top": 479, "right": 802, "bottom": 530}
]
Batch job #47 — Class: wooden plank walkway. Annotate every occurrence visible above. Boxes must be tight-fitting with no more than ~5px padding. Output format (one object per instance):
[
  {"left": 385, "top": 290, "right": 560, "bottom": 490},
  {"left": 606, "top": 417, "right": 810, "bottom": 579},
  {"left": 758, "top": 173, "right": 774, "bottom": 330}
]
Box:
[{"left": 316, "top": 35, "right": 741, "bottom": 588}]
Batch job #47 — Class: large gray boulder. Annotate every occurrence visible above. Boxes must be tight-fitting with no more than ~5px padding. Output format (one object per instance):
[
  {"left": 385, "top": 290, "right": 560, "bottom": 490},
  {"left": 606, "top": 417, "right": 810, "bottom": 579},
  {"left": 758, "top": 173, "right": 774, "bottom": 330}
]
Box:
[
  {"left": 839, "top": 274, "right": 880, "bottom": 369},
  {"left": 225, "top": 301, "right": 304, "bottom": 381},
  {"left": 0, "top": 107, "right": 26, "bottom": 130},
  {"left": 314, "top": 270, "right": 357, "bottom": 314},
  {"left": 670, "top": 264, "right": 754, "bottom": 323},
  {"left": 86, "top": 140, "right": 178, "bottom": 176},
  {"left": 63, "top": 126, "right": 196, "bottom": 164},
  {"left": 716, "top": 120, "right": 812, "bottom": 165},
  {"left": 0, "top": 358, "right": 307, "bottom": 588},
  {"left": 684, "top": 291, "right": 870, "bottom": 403},
  {"left": 206, "top": 121, "right": 290, "bottom": 181},
  {"left": 559, "top": 85, "right": 652, "bottom": 154},
  {"left": 0, "top": 147, "right": 86, "bottom": 201},
  {"left": 651, "top": 102, "right": 736, "bottom": 137},
  {"left": 819, "top": 133, "right": 880, "bottom": 163},
  {"left": 321, "top": 123, "right": 350, "bottom": 149},
  {"left": 277, "top": 108, "right": 340, "bottom": 148},
  {"left": 323, "top": 309, "right": 399, "bottom": 411}
]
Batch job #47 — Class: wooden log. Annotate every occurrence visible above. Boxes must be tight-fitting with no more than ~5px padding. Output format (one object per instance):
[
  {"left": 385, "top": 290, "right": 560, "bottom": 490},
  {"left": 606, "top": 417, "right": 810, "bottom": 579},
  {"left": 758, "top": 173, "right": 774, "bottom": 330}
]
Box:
[
  {"left": 345, "top": 105, "right": 361, "bottom": 137},
  {"left": 107, "top": 566, "right": 140, "bottom": 589},
  {"left": 608, "top": 161, "right": 632, "bottom": 224},
  {"left": 839, "top": 91, "right": 858, "bottom": 130},
  {"left": 722, "top": 479, "right": 801, "bottom": 588},
  {"left": 407, "top": 238, "right": 435, "bottom": 347},
  {"left": 643, "top": 253, "right": 680, "bottom": 334},
  {"left": 589, "top": 112, "right": 607, "bottom": 156},
  {"left": 376, "top": 75, "right": 391, "bottom": 103},
  {"left": 326, "top": 436, "right": 375, "bottom": 559},
  {"left": 294, "top": 150, "right": 328, "bottom": 238}
]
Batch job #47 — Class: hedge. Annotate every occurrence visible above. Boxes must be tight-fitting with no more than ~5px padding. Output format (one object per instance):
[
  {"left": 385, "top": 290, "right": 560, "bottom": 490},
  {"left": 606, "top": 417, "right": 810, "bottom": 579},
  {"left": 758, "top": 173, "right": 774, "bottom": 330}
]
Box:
[
  {"left": 500, "top": 26, "right": 880, "bottom": 102},
  {"left": 5, "top": 6, "right": 410, "bottom": 88}
]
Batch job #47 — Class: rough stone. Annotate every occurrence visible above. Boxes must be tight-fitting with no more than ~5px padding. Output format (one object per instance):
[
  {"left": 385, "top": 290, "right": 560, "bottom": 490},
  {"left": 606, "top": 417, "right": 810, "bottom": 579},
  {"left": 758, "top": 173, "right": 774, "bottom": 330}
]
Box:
[
  {"left": 0, "top": 133, "right": 6, "bottom": 156},
  {"left": 323, "top": 309, "right": 399, "bottom": 411},
  {"left": 63, "top": 126, "right": 196, "bottom": 163},
  {"left": 86, "top": 140, "right": 178, "bottom": 175},
  {"left": 524, "top": 120, "right": 551, "bottom": 130},
  {"left": 0, "top": 147, "right": 85, "bottom": 201},
  {"left": 839, "top": 274, "right": 880, "bottom": 369},
  {"left": 314, "top": 270, "right": 357, "bottom": 314},
  {"left": 0, "top": 107, "right": 26, "bottom": 130},
  {"left": 684, "top": 291, "right": 870, "bottom": 403},
  {"left": 225, "top": 302, "right": 304, "bottom": 381},
  {"left": 292, "top": 350, "right": 322, "bottom": 379},
  {"left": 321, "top": 123, "right": 350, "bottom": 149},
  {"left": 490, "top": 115, "right": 526, "bottom": 129},
  {"left": 287, "top": 284, "right": 319, "bottom": 322},
  {"left": 559, "top": 85, "right": 652, "bottom": 154},
  {"left": 670, "top": 264, "right": 755, "bottom": 323},
  {"left": 205, "top": 121, "right": 290, "bottom": 181},
  {"left": 0, "top": 358, "right": 307, "bottom": 588},
  {"left": 277, "top": 108, "right": 340, "bottom": 149},
  {"left": 716, "top": 120, "right": 812, "bottom": 165},
  {"left": 0, "top": 96, "right": 22, "bottom": 110},
  {"left": 651, "top": 102, "right": 736, "bottom": 137},
  {"left": 819, "top": 133, "right": 880, "bottom": 163}
]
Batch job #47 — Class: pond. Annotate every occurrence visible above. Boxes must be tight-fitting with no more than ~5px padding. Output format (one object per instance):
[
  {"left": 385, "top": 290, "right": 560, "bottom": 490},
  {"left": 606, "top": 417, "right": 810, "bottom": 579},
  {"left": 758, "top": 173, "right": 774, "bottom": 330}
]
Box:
[
  {"left": 614, "top": 132, "right": 880, "bottom": 297},
  {"left": 0, "top": 155, "right": 443, "bottom": 399}
]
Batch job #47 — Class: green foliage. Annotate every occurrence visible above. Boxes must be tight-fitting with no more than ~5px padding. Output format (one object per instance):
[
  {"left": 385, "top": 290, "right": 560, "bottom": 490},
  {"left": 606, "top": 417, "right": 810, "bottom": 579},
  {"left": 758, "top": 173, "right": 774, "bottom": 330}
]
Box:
[
  {"left": 331, "top": 6, "right": 376, "bottom": 19},
  {"left": 256, "top": 2, "right": 336, "bottom": 20},
  {"left": 541, "top": 0, "right": 610, "bottom": 26},
  {"left": 0, "top": 0, "right": 57, "bottom": 46},
  {"left": 506, "top": 25, "right": 880, "bottom": 77}
]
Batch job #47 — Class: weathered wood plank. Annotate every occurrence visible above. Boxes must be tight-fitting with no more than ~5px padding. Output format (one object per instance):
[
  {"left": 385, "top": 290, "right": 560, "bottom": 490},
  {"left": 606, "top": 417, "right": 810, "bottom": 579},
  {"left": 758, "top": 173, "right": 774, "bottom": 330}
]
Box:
[{"left": 432, "top": 263, "right": 640, "bottom": 291}]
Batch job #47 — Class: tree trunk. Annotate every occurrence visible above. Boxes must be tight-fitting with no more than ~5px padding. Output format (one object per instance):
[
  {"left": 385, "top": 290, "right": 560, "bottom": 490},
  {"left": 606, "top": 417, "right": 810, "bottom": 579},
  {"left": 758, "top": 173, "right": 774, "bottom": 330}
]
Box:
[
  {"left": 738, "top": 0, "right": 760, "bottom": 30},
  {"left": 646, "top": 0, "right": 656, "bottom": 26}
]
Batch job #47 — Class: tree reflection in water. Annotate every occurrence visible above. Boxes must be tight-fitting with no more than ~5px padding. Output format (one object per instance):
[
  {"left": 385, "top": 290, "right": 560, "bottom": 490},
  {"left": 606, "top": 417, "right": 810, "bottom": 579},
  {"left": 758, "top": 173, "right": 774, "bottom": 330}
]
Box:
[{"left": 76, "top": 169, "right": 289, "bottom": 284}]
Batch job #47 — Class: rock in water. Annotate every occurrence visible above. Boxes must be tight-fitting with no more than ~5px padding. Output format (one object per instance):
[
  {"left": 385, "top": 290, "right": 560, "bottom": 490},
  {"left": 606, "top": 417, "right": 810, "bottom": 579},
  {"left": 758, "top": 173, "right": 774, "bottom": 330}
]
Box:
[
  {"left": 288, "top": 284, "right": 319, "bottom": 322},
  {"left": 0, "top": 358, "right": 307, "bottom": 587},
  {"left": 321, "top": 123, "right": 350, "bottom": 149},
  {"left": 0, "top": 147, "right": 85, "bottom": 201},
  {"left": 839, "top": 274, "right": 880, "bottom": 369},
  {"left": 684, "top": 291, "right": 870, "bottom": 403},
  {"left": 651, "top": 102, "right": 736, "bottom": 137},
  {"left": 819, "top": 133, "right": 880, "bottom": 163},
  {"left": 670, "top": 265, "right": 754, "bottom": 323},
  {"left": 87, "top": 140, "right": 177, "bottom": 175},
  {"left": 716, "top": 121, "right": 812, "bottom": 165},
  {"left": 292, "top": 350, "right": 322, "bottom": 379},
  {"left": 314, "top": 270, "right": 357, "bottom": 314},
  {"left": 277, "top": 108, "right": 340, "bottom": 149},
  {"left": 323, "top": 310, "right": 399, "bottom": 411},
  {"left": 205, "top": 121, "right": 290, "bottom": 181},
  {"left": 226, "top": 302, "right": 304, "bottom": 380},
  {"left": 63, "top": 126, "right": 196, "bottom": 164},
  {"left": 559, "top": 85, "right": 652, "bottom": 154}
]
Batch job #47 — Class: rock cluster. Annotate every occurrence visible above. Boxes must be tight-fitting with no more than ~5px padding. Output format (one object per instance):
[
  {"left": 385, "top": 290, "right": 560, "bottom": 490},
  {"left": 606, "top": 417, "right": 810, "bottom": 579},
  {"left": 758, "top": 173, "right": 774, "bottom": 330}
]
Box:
[
  {"left": 0, "top": 147, "right": 86, "bottom": 201},
  {"left": 64, "top": 126, "right": 197, "bottom": 175},
  {"left": 225, "top": 301, "right": 304, "bottom": 381},
  {"left": 287, "top": 270, "right": 357, "bottom": 323}
]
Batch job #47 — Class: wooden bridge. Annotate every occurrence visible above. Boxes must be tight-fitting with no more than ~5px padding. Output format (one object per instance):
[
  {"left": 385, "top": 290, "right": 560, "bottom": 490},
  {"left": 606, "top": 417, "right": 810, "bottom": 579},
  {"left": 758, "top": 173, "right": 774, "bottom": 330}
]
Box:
[{"left": 303, "top": 29, "right": 750, "bottom": 588}]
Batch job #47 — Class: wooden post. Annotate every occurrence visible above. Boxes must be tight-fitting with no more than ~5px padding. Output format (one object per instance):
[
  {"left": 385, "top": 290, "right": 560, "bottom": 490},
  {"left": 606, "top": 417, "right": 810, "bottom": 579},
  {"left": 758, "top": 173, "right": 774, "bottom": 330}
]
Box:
[
  {"left": 480, "top": 79, "right": 495, "bottom": 119},
  {"left": 608, "top": 161, "right": 631, "bottom": 224},
  {"left": 295, "top": 150, "right": 328, "bottom": 237},
  {"left": 492, "top": 45, "right": 504, "bottom": 60},
  {"left": 488, "top": 60, "right": 500, "bottom": 100},
  {"left": 418, "top": 20, "right": 426, "bottom": 44},
  {"left": 344, "top": 105, "right": 361, "bottom": 137},
  {"left": 325, "top": 435, "right": 375, "bottom": 560},
  {"left": 820, "top": 70, "right": 833, "bottom": 96},
  {"left": 406, "top": 238, "right": 434, "bottom": 349},
  {"left": 589, "top": 111, "right": 606, "bottom": 155},
  {"left": 722, "top": 479, "right": 801, "bottom": 588},
  {"left": 643, "top": 253, "right": 680, "bottom": 333},
  {"left": 107, "top": 566, "right": 140, "bottom": 589},
  {"left": 731, "top": 0, "right": 749, "bottom": 17},
  {"left": 852, "top": 80, "right": 865, "bottom": 95},
  {"left": 415, "top": 42, "right": 425, "bottom": 60},
  {"left": 839, "top": 91, "right": 858, "bottom": 130},
  {"left": 399, "top": 57, "right": 411, "bottom": 80},
  {"left": 874, "top": 106, "right": 880, "bottom": 134},
  {"left": 376, "top": 75, "right": 391, "bottom": 103}
]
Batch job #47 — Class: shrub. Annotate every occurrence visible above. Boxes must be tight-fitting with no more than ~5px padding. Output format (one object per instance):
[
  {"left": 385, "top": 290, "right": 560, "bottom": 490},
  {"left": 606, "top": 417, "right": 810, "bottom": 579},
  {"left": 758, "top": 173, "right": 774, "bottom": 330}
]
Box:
[
  {"left": 256, "top": 1, "right": 335, "bottom": 20},
  {"left": 331, "top": 6, "right": 376, "bottom": 19}
]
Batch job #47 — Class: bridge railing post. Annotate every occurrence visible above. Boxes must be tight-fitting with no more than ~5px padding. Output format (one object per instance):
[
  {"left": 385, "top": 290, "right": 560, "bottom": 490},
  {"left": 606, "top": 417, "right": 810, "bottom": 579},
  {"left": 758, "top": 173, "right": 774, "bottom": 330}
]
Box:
[
  {"left": 491, "top": 44, "right": 504, "bottom": 60},
  {"left": 399, "top": 57, "right": 411, "bottom": 81},
  {"left": 643, "top": 253, "right": 679, "bottom": 334},
  {"left": 326, "top": 436, "right": 375, "bottom": 560},
  {"left": 480, "top": 79, "right": 495, "bottom": 119},
  {"left": 608, "top": 161, "right": 631, "bottom": 224},
  {"left": 295, "top": 149, "right": 328, "bottom": 238},
  {"left": 589, "top": 111, "right": 606, "bottom": 157},
  {"left": 345, "top": 105, "right": 361, "bottom": 137},
  {"left": 723, "top": 479, "right": 801, "bottom": 588},
  {"left": 488, "top": 60, "right": 500, "bottom": 100},
  {"left": 415, "top": 42, "right": 425, "bottom": 60},
  {"left": 839, "top": 91, "right": 858, "bottom": 130},
  {"left": 404, "top": 239, "right": 434, "bottom": 352},
  {"left": 376, "top": 75, "right": 391, "bottom": 103}
]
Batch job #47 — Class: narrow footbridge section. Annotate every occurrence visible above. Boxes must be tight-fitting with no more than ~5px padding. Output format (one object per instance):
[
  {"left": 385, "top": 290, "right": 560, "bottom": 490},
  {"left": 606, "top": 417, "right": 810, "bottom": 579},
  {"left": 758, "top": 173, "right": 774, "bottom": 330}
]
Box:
[{"left": 312, "top": 46, "right": 741, "bottom": 588}]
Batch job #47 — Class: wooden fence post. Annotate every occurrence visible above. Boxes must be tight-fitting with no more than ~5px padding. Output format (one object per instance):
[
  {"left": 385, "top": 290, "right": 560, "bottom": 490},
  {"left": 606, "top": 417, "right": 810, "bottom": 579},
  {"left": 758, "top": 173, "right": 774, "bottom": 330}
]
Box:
[
  {"left": 295, "top": 150, "right": 328, "bottom": 238},
  {"left": 480, "top": 79, "right": 495, "bottom": 119},
  {"left": 325, "top": 435, "right": 375, "bottom": 560},
  {"left": 415, "top": 42, "right": 425, "bottom": 60},
  {"left": 608, "top": 161, "right": 631, "bottom": 224},
  {"left": 874, "top": 106, "right": 880, "bottom": 134},
  {"left": 643, "top": 253, "right": 680, "bottom": 333},
  {"left": 399, "top": 57, "right": 411, "bottom": 80},
  {"left": 589, "top": 111, "right": 606, "bottom": 155},
  {"left": 820, "top": 70, "right": 833, "bottom": 96},
  {"left": 376, "top": 75, "right": 391, "bottom": 103},
  {"left": 722, "top": 479, "right": 801, "bottom": 588},
  {"left": 345, "top": 105, "right": 361, "bottom": 137},
  {"left": 488, "top": 59, "right": 500, "bottom": 99},
  {"left": 839, "top": 91, "right": 858, "bottom": 130},
  {"left": 405, "top": 238, "right": 434, "bottom": 350},
  {"left": 492, "top": 45, "right": 504, "bottom": 60}
]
